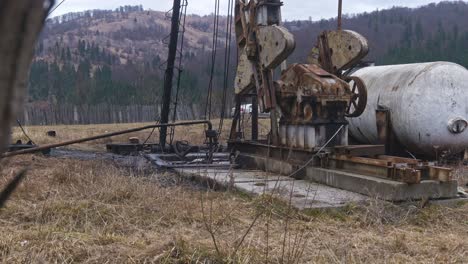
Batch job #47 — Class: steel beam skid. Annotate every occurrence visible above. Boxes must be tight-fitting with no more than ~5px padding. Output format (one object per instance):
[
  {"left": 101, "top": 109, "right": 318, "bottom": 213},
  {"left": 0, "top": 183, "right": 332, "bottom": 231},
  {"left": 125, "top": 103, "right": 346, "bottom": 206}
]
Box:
[
  {"left": 230, "top": 142, "right": 455, "bottom": 185},
  {"left": 230, "top": 142, "right": 459, "bottom": 201}
]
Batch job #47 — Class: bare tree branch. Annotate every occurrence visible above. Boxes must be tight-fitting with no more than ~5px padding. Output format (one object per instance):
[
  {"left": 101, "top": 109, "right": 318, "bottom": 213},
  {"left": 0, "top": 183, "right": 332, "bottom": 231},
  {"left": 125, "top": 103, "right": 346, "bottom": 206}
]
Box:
[
  {"left": 0, "top": 0, "right": 53, "bottom": 153},
  {"left": 0, "top": 0, "right": 54, "bottom": 208}
]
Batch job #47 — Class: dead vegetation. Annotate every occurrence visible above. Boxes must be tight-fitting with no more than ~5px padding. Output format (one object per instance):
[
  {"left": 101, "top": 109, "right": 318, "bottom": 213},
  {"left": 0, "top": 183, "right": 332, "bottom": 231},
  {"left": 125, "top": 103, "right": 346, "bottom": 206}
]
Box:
[
  {"left": 1, "top": 153, "right": 467, "bottom": 263},
  {"left": 454, "top": 163, "right": 468, "bottom": 187},
  {"left": 10, "top": 119, "right": 271, "bottom": 152}
]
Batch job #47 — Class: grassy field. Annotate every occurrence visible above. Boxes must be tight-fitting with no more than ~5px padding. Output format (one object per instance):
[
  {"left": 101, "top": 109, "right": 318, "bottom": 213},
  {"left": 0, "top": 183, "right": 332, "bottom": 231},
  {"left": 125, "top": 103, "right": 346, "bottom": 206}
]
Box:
[
  {"left": 1, "top": 122, "right": 467, "bottom": 263},
  {"left": 10, "top": 119, "right": 271, "bottom": 152}
]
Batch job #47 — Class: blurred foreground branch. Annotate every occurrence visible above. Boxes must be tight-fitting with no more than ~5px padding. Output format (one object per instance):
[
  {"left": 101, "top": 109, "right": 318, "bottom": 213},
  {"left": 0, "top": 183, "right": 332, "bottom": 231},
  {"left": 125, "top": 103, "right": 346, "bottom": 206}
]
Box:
[{"left": 0, "top": 0, "right": 54, "bottom": 207}]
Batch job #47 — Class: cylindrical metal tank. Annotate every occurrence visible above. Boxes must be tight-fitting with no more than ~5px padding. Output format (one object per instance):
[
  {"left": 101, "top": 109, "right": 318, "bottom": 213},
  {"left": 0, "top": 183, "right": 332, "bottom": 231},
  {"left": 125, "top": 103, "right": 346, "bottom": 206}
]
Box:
[{"left": 349, "top": 62, "right": 468, "bottom": 157}]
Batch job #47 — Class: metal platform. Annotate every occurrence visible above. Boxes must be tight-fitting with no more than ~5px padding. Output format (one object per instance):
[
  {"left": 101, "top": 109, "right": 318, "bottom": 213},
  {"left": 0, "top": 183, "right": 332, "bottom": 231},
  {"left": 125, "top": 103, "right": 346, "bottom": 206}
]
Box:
[
  {"left": 8, "top": 141, "right": 51, "bottom": 155},
  {"left": 142, "top": 142, "right": 462, "bottom": 208},
  {"left": 146, "top": 153, "right": 234, "bottom": 169}
]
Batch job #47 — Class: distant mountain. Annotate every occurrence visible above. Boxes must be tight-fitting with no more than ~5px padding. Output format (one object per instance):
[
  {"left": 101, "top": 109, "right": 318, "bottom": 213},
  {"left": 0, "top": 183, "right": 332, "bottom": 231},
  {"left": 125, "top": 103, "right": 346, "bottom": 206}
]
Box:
[
  {"left": 39, "top": 6, "right": 229, "bottom": 64},
  {"left": 285, "top": 1, "right": 468, "bottom": 66},
  {"left": 28, "top": 1, "right": 468, "bottom": 108},
  {"left": 31, "top": 5, "right": 233, "bottom": 107}
]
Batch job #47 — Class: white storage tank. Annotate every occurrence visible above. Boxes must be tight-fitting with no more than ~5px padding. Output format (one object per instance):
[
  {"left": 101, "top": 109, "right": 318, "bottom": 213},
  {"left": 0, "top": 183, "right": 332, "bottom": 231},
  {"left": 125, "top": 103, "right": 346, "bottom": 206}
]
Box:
[{"left": 349, "top": 62, "right": 468, "bottom": 157}]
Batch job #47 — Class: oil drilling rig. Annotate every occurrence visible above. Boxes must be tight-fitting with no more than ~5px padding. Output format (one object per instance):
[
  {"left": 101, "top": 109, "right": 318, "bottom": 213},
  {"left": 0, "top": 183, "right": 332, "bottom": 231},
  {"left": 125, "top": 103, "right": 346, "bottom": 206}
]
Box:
[
  {"left": 143, "top": 0, "right": 464, "bottom": 201},
  {"left": 5, "top": 0, "right": 467, "bottom": 204},
  {"left": 222, "top": 0, "right": 464, "bottom": 201}
]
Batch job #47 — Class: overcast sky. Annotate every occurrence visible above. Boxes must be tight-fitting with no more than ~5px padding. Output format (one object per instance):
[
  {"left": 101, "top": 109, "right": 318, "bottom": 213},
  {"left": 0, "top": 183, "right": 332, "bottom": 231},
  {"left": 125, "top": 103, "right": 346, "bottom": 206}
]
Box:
[{"left": 51, "top": 0, "right": 454, "bottom": 20}]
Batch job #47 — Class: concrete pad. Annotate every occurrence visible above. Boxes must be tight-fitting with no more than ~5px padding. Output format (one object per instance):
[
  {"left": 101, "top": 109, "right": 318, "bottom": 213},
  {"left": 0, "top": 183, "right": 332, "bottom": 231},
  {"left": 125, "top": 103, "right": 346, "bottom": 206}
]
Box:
[
  {"left": 174, "top": 167, "right": 368, "bottom": 209},
  {"left": 305, "top": 166, "right": 459, "bottom": 201}
]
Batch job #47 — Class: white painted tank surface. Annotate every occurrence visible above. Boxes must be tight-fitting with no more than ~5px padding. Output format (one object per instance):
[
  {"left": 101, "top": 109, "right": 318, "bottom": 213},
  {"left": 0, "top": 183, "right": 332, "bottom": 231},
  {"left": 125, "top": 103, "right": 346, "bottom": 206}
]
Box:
[{"left": 349, "top": 62, "right": 468, "bottom": 157}]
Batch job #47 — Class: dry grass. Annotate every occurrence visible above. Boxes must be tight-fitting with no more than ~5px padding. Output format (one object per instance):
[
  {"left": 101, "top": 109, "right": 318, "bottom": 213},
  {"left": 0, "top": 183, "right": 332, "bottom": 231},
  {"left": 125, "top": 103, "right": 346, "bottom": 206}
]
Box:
[
  {"left": 454, "top": 163, "right": 468, "bottom": 187},
  {"left": 0, "top": 154, "right": 467, "bottom": 263},
  {"left": 11, "top": 119, "right": 271, "bottom": 152},
  {"left": 3, "top": 122, "right": 468, "bottom": 263}
]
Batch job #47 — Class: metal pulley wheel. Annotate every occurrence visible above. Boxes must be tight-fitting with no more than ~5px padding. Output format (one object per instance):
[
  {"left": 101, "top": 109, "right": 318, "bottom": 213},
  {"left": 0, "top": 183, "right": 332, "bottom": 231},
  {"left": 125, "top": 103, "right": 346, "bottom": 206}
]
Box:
[{"left": 344, "top": 76, "right": 367, "bottom": 118}]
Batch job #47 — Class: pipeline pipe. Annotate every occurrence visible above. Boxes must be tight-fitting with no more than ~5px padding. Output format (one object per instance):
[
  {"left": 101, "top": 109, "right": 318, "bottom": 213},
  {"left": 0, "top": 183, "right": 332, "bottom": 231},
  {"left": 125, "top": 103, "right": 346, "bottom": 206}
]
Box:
[{"left": 2, "top": 121, "right": 213, "bottom": 158}]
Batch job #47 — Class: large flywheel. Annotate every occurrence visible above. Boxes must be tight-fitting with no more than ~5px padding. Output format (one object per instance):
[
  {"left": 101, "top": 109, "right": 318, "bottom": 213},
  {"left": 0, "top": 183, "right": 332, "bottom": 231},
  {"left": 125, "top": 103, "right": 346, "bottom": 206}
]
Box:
[{"left": 344, "top": 76, "right": 367, "bottom": 118}]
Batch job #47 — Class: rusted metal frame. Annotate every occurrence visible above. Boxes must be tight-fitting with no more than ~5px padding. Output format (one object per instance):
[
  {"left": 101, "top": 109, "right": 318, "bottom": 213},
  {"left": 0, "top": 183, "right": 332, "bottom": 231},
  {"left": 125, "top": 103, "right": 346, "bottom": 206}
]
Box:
[
  {"left": 317, "top": 32, "right": 334, "bottom": 74},
  {"left": 252, "top": 94, "right": 259, "bottom": 141},
  {"left": 238, "top": 0, "right": 283, "bottom": 145},
  {"left": 390, "top": 165, "right": 421, "bottom": 184},
  {"left": 235, "top": 1, "right": 247, "bottom": 46},
  {"left": 330, "top": 154, "right": 422, "bottom": 183},
  {"left": 334, "top": 145, "right": 385, "bottom": 156},
  {"left": 245, "top": 2, "right": 265, "bottom": 108},
  {"left": 248, "top": 45, "right": 277, "bottom": 144},
  {"left": 333, "top": 154, "right": 392, "bottom": 167},
  {"left": 229, "top": 94, "right": 243, "bottom": 141},
  {"left": 149, "top": 153, "right": 233, "bottom": 169},
  {"left": 230, "top": 140, "right": 319, "bottom": 164},
  {"left": 263, "top": 69, "right": 280, "bottom": 145},
  {"left": 2, "top": 121, "right": 213, "bottom": 158},
  {"left": 251, "top": 61, "right": 265, "bottom": 109},
  {"left": 375, "top": 108, "right": 398, "bottom": 155},
  {"left": 427, "top": 166, "right": 453, "bottom": 182},
  {"left": 261, "top": 69, "right": 277, "bottom": 111},
  {"left": 372, "top": 156, "right": 453, "bottom": 182},
  {"left": 327, "top": 158, "right": 391, "bottom": 180},
  {"left": 246, "top": 1, "right": 258, "bottom": 59},
  {"left": 377, "top": 155, "right": 420, "bottom": 165}
]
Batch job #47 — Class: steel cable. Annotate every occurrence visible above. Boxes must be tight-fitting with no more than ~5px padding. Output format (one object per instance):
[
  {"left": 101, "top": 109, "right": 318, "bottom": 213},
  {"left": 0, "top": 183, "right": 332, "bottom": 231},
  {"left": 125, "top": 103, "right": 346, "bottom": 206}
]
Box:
[
  {"left": 16, "top": 119, "right": 35, "bottom": 145},
  {"left": 169, "top": 0, "right": 189, "bottom": 145},
  {"left": 218, "top": 0, "right": 235, "bottom": 136},
  {"left": 204, "top": 0, "right": 221, "bottom": 121}
]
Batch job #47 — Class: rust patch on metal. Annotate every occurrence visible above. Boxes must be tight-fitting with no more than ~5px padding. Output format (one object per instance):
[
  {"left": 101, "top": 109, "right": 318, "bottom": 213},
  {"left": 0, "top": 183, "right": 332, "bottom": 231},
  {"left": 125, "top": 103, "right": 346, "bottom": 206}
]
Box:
[
  {"left": 275, "top": 63, "right": 350, "bottom": 123},
  {"left": 428, "top": 166, "right": 453, "bottom": 182},
  {"left": 408, "top": 63, "right": 439, "bottom": 86}
]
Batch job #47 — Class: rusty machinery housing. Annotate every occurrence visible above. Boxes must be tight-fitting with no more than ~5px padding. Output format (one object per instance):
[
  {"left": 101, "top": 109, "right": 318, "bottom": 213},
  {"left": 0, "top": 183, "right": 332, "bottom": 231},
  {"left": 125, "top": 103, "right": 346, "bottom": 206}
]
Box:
[
  {"left": 227, "top": 0, "right": 460, "bottom": 201},
  {"left": 276, "top": 64, "right": 351, "bottom": 125},
  {"left": 275, "top": 64, "right": 353, "bottom": 149}
]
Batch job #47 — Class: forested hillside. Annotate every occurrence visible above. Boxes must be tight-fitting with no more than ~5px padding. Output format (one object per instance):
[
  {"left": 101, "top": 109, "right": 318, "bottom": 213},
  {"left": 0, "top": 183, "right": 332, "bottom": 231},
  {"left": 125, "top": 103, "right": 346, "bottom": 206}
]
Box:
[
  {"left": 286, "top": 1, "right": 468, "bottom": 66},
  {"left": 28, "top": 1, "right": 468, "bottom": 108}
]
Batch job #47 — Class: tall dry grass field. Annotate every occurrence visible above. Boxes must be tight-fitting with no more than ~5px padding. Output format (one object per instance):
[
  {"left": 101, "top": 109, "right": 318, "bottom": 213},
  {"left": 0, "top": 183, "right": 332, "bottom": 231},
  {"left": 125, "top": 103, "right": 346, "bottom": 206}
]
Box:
[
  {"left": 1, "top": 122, "right": 467, "bottom": 263},
  {"left": 10, "top": 119, "right": 271, "bottom": 152}
]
